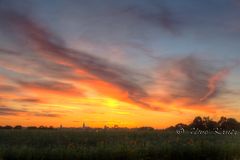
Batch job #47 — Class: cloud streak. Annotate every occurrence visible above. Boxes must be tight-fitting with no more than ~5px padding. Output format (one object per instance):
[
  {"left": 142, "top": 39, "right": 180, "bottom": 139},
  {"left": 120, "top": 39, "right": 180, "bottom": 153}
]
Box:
[
  {"left": 200, "top": 68, "right": 230, "bottom": 102},
  {"left": 14, "top": 98, "right": 44, "bottom": 103},
  {"left": 157, "top": 55, "right": 232, "bottom": 105},
  {"left": 18, "top": 80, "right": 84, "bottom": 97},
  {"left": 117, "top": 1, "right": 181, "bottom": 34},
  {"left": 0, "top": 85, "right": 18, "bottom": 92},
  {"left": 0, "top": 105, "right": 62, "bottom": 117},
  {"left": 33, "top": 112, "right": 61, "bottom": 117},
  {"left": 0, "top": 105, "right": 26, "bottom": 116}
]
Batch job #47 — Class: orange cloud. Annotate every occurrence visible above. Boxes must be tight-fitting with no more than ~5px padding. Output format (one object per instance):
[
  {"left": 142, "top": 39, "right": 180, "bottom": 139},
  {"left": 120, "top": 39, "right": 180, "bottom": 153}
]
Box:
[
  {"left": 200, "top": 68, "right": 230, "bottom": 102},
  {"left": 19, "top": 80, "right": 84, "bottom": 97}
]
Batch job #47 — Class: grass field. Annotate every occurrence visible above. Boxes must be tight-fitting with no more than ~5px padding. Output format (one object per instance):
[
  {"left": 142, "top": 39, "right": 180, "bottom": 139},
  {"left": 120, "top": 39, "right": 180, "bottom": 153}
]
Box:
[{"left": 0, "top": 129, "right": 240, "bottom": 160}]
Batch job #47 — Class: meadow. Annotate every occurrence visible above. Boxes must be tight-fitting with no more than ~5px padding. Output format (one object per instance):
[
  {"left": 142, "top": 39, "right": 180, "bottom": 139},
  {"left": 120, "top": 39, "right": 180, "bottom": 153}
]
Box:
[{"left": 0, "top": 129, "right": 240, "bottom": 160}]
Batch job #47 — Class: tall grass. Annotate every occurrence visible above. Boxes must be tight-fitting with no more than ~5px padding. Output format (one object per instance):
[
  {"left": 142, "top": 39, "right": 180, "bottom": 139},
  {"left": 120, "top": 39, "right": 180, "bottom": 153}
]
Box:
[{"left": 0, "top": 129, "right": 240, "bottom": 160}]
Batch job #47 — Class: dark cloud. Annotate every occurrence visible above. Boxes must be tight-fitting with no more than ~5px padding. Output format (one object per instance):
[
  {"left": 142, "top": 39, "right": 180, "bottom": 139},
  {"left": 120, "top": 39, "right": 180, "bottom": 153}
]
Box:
[
  {"left": 0, "top": 105, "right": 26, "bottom": 116},
  {"left": 0, "top": 84, "right": 18, "bottom": 92},
  {"left": 117, "top": 2, "right": 181, "bottom": 34},
  {"left": 160, "top": 55, "right": 229, "bottom": 104},
  {"left": 33, "top": 112, "right": 61, "bottom": 117},
  {"left": 0, "top": 48, "right": 89, "bottom": 81},
  {"left": 18, "top": 80, "right": 83, "bottom": 96},
  {"left": 18, "top": 80, "right": 75, "bottom": 92},
  {"left": 0, "top": 48, "right": 21, "bottom": 55},
  {"left": 14, "top": 98, "right": 43, "bottom": 103},
  {"left": 35, "top": 60, "right": 90, "bottom": 81},
  {"left": 0, "top": 105, "right": 61, "bottom": 117}
]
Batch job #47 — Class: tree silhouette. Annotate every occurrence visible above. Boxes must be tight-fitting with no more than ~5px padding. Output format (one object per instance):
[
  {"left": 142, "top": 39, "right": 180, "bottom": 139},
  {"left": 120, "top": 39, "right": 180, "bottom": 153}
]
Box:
[
  {"left": 14, "top": 125, "right": 22, "bottom": 129},
  {"left": 3, "top": 125, "right": 13, "bottom": 129},
  {"left": 218, "top": 116, "right": 227, "bottom": 129},
  {"left": 166, "top": 116, "right": 240, "bottom": 131},
  {"left": 190, "top": 116, "right": 205, "bottom": 130},
  {"left": 27, "top": 126, "right": 37, "bottom": 130},
  {"left": 225, "top": 118, "right": 239, "bottom": 130},
  {"left": 203, "top": 117, "right": 218, "bottom": 130}
]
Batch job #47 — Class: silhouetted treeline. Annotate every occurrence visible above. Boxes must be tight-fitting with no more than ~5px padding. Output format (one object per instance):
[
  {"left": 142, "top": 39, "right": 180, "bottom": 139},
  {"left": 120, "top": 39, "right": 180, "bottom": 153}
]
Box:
[
  {"left": 1, "top": 116, "right": 240, "bottom": 131},
  {"left": 0, "top": 125, "right": 54, "bottom": 130},
  {"left": 167, "top": 116, "right": 240, "bottom": 131}
]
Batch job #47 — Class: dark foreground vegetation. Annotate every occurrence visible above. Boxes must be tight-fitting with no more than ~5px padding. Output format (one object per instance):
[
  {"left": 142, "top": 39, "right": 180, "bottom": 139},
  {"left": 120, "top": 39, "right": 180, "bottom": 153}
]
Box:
[{"left": 0, "top": 116, "right": 240, "bottom": 160}]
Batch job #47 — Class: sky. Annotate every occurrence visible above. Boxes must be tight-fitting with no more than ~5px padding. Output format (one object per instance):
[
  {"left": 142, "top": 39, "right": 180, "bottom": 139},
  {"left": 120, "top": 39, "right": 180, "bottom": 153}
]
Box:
[{"left": 0, "top": 0, "right": 240, "bottom": 128}]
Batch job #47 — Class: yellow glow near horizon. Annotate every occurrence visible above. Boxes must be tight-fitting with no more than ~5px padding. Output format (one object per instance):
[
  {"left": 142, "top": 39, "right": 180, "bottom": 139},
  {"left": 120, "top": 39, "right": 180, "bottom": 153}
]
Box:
[{"left": 105, "top": 98, "right": 119, "bottom": 108}]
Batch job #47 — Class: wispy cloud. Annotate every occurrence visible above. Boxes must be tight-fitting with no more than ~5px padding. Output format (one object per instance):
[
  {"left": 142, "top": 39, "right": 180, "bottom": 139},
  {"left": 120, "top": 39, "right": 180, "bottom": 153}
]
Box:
[
  {"left": 0, "top": 105, "right": 62, "bottom": 118},
  {"left": 0, "top": 105, "right": 26, "bottom": 116},
  {"left": 200, "top": 68, "right": 230, "bottom": 102},
  {"left": 33, "top": 112, "right": 61, "bottom": 117},
  {"left": 0, "top": 85, "right": 18, "bottom": 92},
  {"left": 154, "top": 55, "right": 234, "bottom": 106},
  {"left": 116, "top": 2, "right": 181, "bottom": 34},
  {"left": 18, "top": 80, "right": 84, "bottom": 97},
  {"left": 14, "top": 98, "right": 44, "bottom": 103},
  {"left": 0, "top": 48, "right": 21, "bottom": 55}
]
